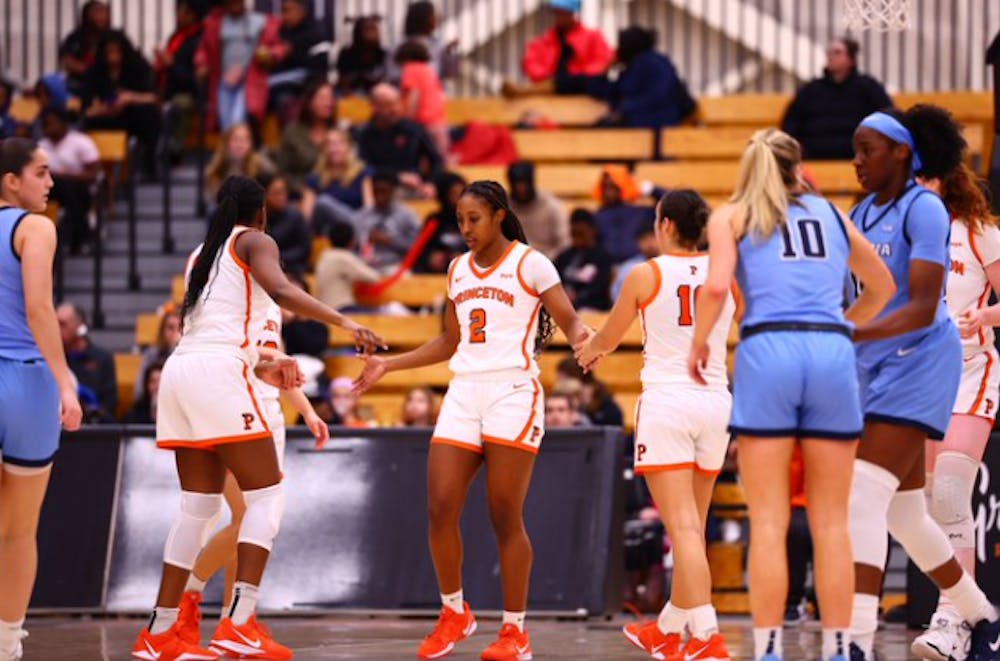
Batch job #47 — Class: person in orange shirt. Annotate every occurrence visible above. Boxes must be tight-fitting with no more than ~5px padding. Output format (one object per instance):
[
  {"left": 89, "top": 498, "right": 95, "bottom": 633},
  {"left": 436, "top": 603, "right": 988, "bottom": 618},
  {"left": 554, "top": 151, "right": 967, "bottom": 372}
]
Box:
[{"left": 396, "top": 40, "right": 449, "bottom": 161}]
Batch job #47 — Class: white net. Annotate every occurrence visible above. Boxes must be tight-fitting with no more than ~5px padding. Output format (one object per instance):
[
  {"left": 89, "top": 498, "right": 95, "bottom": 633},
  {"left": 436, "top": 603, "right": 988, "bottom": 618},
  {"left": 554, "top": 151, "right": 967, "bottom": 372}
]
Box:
[{"left": 843, "top": 0, "right": 912, "bottom": 32}]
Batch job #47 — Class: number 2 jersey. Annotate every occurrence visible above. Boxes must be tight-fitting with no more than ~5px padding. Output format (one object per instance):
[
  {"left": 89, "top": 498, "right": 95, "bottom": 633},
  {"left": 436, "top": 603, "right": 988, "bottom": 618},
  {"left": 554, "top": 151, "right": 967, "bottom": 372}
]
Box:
[{"left": 447, "top": 241, "right": 561, "bottom": 378}]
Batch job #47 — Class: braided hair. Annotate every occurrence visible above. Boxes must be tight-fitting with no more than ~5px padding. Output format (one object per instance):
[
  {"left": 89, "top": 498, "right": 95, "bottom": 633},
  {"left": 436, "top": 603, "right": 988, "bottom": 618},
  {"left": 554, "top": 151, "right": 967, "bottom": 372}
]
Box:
[
  {"left": 181, "top": 176, "right": 266, "bottom": 323},
  {"left": 460, "top": 180, "right": 555, "bottom": 354}
]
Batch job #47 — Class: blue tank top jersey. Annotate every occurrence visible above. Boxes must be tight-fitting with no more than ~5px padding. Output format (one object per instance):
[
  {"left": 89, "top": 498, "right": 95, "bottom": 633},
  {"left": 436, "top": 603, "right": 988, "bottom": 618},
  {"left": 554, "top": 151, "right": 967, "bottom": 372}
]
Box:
[
  {"left": 737, "top": 193, "right": 851, "bottom": 330},
  {"left": 0, "top": 206, "right": 42, "bottom": 361},
  {"left": 850, "top": 182, "right": 952, "bottom": 369}
]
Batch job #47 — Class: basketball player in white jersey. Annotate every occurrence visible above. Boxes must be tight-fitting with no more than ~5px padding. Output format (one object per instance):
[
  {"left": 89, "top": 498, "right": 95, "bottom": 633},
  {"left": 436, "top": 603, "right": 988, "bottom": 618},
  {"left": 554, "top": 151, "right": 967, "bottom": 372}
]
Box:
[
  {"left": 354, "top": 181, "right": 590, "bottom": 661},
  {"left": 576, "top": 190, "right": 736, "bottom": 661},
  {"left": 132, "top": 176, "right": 382, "bottom": 661},
  {"left": 911, "top": 164, "right": 1000, "bottom": 661}
]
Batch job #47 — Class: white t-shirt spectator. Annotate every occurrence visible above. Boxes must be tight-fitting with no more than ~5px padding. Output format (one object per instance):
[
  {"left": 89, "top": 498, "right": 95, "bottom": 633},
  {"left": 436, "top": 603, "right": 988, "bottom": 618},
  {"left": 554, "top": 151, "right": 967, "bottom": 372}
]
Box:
[{"left": 39, "top": 130, "right": 99, "bottom": 175}]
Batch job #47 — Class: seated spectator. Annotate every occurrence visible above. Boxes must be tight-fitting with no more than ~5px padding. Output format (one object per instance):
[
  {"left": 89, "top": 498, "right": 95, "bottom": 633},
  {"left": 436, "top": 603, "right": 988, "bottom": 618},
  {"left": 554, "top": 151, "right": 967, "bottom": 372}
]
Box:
[
  {"left": 580, "top": 370, "right": 623, "bottom": 427},
  {"left": 33, "top": 74, "right": 71, "bottom": 115},
  {"left": 356, "top": 83, "right": 442, "bottom": 195},
  {"left": 260, "top": 173, "right": 311, "bottom": 276},
  {"left": 281, "top": 273, "right": 329, "bottom": 357},
  {"left": 267, "top": 0, "right": 330, "bottom": 122},
  {"left": 586, "top": 27, "right": 696, "bottom": 128},
  {"left": 57, "top": 302, "right": 118, "bottom": 420},
  {"left": 195, "top": 0, "right": 282, "bottom": 132},
  {"left": 302, "top": 128, "right": 372, "bottom": 233},
  {"left": 204, "top": 122, "right": 275, "bottom": 202},
  {"left": 322, "top": 376, "right": 376, "bottom": 427},
  {"left": 544, "top": 389, "right": 586, "bottom": 428},
  {"left": 554, "top": 209, "right": 613, "bottom": 311},
  {"left": 275, "top": 80, "right": 336, "bottom": 193},
  {"left": 314, "top": 221, "right": 379, "bottom": 312},
  {"left": 153, "top": 0, "right": 205, "bottom": 159},
  {"left": 38, "top": 107, "right": 100, "bottom": 254},
  {"left": 58, "top": 1, "right": 113, "bottom": 96},
  {"left": 335, "top": 15, "right": 388, "bottom": 96},
  {"left": 134, "top": 309, "right": 181, "bottom": 401},
  {"left": 396, "top": 40, "right": 448, "bottom": 159},
  {"left": 593, "top": 165, "right": 654, "bottom": 263},
  {"left": 124, "top": 360, "right": 164, "bottom": 424},
  {"left": 508, "top": 161, "right": 569, "bottom": 259},
  {"left": 354, "top": 168, "right": 420, "bottom": 272},
  {"left": 81, "top": 31, "right": 162, "bottom": 178},
  {"left": 401, "top": 386, "right": 439, "bottom": 427},
  {"left": 611, "top": 219, "right": 659, "bottom": 300},
  {"left": 417, "top": 171, "right": 466, "bottom": 273},
  {"left": 781, "top": 36, "right": 891, "bottom": 160},
  {"left": 401, "top": 1, "right": 459, "bottom": 82},
  {"left": 0, "top": 77, "right": 15, "bottom": 138}
]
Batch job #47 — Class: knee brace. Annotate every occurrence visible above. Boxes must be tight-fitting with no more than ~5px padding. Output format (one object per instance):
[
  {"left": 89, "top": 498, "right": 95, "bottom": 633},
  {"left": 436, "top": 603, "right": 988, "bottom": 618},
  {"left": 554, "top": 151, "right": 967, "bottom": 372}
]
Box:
[
  {"left": 886, "top": 489, "right": 954, "bottom": 572},
  {"left": 849, "top": 460, "right": 899, "bottom": 568},
  {"left": 237, "top": 483, "right": 285, "bottom": 552},
  {"left": 929, "top": 451, "right": 980, "bottom": 550},
  {"left": 164, "top": 491, "right": 223, "bottom": 570}
]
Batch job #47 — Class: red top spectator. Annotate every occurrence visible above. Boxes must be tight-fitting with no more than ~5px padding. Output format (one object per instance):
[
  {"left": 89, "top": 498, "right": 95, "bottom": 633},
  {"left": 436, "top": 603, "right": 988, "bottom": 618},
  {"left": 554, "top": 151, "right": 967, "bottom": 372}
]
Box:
[{"left": 522, "top": 0, "right": 614, "bottom": 83}]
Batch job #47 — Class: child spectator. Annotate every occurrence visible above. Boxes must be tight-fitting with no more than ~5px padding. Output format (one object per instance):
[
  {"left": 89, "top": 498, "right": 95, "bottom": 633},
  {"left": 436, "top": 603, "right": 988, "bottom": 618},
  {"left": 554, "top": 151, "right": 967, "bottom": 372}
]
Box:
[
  {"left": 314, "top": 220, "right": 379, "bottom": 312},
  {"left": 124, "top": 360, "right": 164, "bottom": 424},
  {"left": 153, "top": 0, "right": 205, "bottom": 159},
  {"left": 554, "top": 209, "right": 613, "bottom": 311},
  {"left": 323, "top": 376, "right": 377, "bottom": 427},
  {"left": 401, "top": 386, "right": 439, "bottom": 427},
  {"left": 401, "top": 1, "right": 459, "bottom": 82},
  {"left": 204, "top": 122, "right": 275, "bottom": 202},
  {"left": 133, "top": 309, "right": 181, "bottom": 401},
  {"left": 267, "top": 0, "right": 330, "bottom": 121},
  {"left": 396, "top": 39, "right": 448, "bottom": 159},
  {"left": 38, "top": 107, "right": 100, "bottom": 254},
  {"left": 353, "top": 168, "right": 420, "bottom": 272},
  {"left": 302, "top": 128, "right": 372, "bottom": 232},
  {"left": 593, "top": 165, "right": 655, "bottom": 263},
  {"left": 260, "top": 173, "right": 311, "bottom": 276},
  {"left": 275, "top": 80, "right": 336, "bottom": 193},
  {"left": 335, "top": 15, "right": 388, "bottom": 96}
]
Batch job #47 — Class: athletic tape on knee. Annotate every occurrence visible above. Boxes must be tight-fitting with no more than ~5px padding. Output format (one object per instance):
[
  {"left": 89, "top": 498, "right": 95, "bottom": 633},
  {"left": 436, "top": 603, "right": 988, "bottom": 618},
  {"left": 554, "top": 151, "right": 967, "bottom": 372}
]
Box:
[
  {"left": 886, "top": 489, "right": 954, "bottom": 572},
  {"left": 237, "top": 483, "right": 285, "bottom": 551},
  {"left": 849, "top": 460, "right": 899, "bottom": 568},
  {"left": 929, "top": 451, "right": 980, "bottom": 550},
  {"left": 163, "top": 492, "right": 223, "bottom": 570}
]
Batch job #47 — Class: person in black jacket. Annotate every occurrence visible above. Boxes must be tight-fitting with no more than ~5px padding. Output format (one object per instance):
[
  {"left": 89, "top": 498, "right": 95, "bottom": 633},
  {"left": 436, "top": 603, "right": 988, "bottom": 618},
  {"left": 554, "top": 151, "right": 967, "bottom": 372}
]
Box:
[
  {"left": 260, "top": 172, "right": 312, "bottom": 276},
  {"left": 153, "top": 0, "right": 205, "bottom": 158},
  {"left": 335, "top": 15, "right": 388, "bottom": 96},
  {"left": 781, "top": 37, "right": 892, "bottom": 160},
  {"left": 58, "top": 0, "right": 113, "bottom": 96},
  {"left": 553, "top": 208, "right": 614, "bottom": 311},
  {"left": 268, "top": 0, "right": 330, "bottom": 121}
]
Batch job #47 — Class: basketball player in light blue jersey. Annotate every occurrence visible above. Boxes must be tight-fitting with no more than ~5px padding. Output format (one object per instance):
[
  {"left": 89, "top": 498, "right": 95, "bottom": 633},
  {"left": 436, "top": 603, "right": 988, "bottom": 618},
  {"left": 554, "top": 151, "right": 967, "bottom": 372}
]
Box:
[
  {"left": 848, "top": 106, "right": 1000, "bottom": 661},
  {"left": 689, "top": 128, "right": 895, "bottom": 661},
  {"left": 0, "top": 138, "right": 82, "bottom": 661}
]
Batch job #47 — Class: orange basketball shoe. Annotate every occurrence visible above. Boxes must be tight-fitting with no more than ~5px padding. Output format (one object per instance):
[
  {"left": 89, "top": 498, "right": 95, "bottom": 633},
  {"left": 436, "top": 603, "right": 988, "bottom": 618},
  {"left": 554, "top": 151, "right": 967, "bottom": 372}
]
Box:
[
  {"left": 209, "top": 616, "right": 292, "bottom": 660},
  {"left": 417, "top": 603, "right": 477, "bottom": 659},
  {"left": 667, "top": 633, "right": 730, "bottom": 661},
  {"left": 479, "top": 624, "right": 532, "bottom": 661},
  {"left": 132, "top": 623, "right": 219, "bottom": 661},
  {"left": 177, "top": 591, "right": 203, "bottom": 645},
  {"left": 622, "top": 620, "right": 682, "bottom": 660}
]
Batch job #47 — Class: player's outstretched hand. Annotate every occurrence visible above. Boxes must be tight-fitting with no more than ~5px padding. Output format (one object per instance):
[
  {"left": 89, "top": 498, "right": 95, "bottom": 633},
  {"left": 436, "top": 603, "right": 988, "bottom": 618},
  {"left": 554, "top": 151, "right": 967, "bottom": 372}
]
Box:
[
  {"left": 353, "top": 354, "right": 387, "bottom": 395},
  {"left": 60, "top": 386, "right": 83, "bottom": 431},
  {"left": 305, "top": 411, "right": 330, "bottom": 449},
  {"left": 687, "top": 340, "right": 710, "bottom": 386},
  {"left": 958, "top": 308, "right": 985, "bottom": 339},
  {"left": 256, "top": 358, "right": 304, "bottom": 390},
  {"left": 346, "top": 320, "right": 388, "bottom": 355}
]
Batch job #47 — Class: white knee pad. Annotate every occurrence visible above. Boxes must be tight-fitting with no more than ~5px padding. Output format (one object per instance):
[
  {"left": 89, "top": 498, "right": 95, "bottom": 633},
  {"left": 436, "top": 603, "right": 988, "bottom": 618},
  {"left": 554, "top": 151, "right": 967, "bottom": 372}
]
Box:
[
  {"left": 849, "top": 460, "right": 900, "bottom": 568},
  {"left": 164, "top": 491, "right": 223, "bottom": 570},
  {"left": 929, "top": 451, "right": 980, "bottom": 550},
  {"left": 886, "top": 489, "right": 954, "bottom": 572},
  {"left": 237, "top": 483, "right": 285, "bottom": 551}
]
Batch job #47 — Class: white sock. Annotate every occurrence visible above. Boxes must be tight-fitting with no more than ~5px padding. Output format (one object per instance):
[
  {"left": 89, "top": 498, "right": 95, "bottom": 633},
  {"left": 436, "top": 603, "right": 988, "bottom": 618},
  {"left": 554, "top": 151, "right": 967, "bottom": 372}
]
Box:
[
  {"left": 502, "top": 611, "right": 526, "bottom": 632},
  {"left": 753, "top": 627, "right": 782, "bottom": 659},
  {"left": 441, "top": 589, "right": 464, "bottom": 615},
  {"left": 657, "top": 601, "right": 687, "bottom": 634},
  {"left": 822, "top": 629, "right": 849, "bottom": 659},
  {"left": 185, "top": 574, "right": 207, "bottom": 593},
  {"left": 941, "top": 573, "right": 998, "bottom": 625},
  {"left": 688, "top": 604, "right": 718, "bottom": 640},
  {"left": 228, "top": 581, "right": 260, "bottom": 626},
  {"left": 148, "top": 607, "right": 179, "bottom": 635},
  {"left": 850, "top": 593, "right": 879, "bottom": 658},
  {"left": 0, "top": 619, "right": 25, "bottom": 647}
]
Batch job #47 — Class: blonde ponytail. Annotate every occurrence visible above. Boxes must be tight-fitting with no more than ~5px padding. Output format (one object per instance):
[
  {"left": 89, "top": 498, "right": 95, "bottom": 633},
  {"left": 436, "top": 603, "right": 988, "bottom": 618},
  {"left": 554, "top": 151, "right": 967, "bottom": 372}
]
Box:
[{"left": 730, "top": 128, "right": 802, "bottom": 240}]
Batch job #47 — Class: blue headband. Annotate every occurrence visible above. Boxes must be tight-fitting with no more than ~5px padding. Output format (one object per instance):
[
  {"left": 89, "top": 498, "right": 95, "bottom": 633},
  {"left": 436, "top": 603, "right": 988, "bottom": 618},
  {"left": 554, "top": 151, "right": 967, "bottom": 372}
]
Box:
[{"left": 858, "top": 111, "right": 922, "bottom": 173}]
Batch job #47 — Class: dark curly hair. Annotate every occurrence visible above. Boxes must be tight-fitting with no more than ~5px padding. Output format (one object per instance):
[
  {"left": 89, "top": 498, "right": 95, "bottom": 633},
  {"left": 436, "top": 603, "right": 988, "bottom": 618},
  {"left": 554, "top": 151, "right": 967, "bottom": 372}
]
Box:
[
  {"left": 459, "top": 180, "right": 555, "bottom": 355},
  {"left": 883, "top": 104, "right": 966, "bottom": 180}
]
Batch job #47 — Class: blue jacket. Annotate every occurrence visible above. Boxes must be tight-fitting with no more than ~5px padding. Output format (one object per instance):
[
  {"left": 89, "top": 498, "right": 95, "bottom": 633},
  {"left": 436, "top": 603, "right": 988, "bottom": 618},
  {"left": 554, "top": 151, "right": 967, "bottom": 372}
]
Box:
[{"left": 589, "top": 51, "right": 691, "bottom": 128}]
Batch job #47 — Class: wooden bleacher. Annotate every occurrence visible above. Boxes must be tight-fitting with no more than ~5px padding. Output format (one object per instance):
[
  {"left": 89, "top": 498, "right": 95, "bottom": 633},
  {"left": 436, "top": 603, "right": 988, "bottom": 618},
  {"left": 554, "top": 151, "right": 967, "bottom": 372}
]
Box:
[
  {"left": 328, "top": 314, "right": 441, "bottom": 349},
  {"left": 512, "top": 129, "right": 654, "bottom": 162},
  {"left": 457, "top": 163, "right": 606, "bottom": 198},
  {"left": 337, "top": 95, "right": 609, "bottom": 127},
  {"left": 114, "top": 353, "right": 142, "bottom": 419},
  {"left": 635, "top": 159, "right": 863, "bottom": 196}
]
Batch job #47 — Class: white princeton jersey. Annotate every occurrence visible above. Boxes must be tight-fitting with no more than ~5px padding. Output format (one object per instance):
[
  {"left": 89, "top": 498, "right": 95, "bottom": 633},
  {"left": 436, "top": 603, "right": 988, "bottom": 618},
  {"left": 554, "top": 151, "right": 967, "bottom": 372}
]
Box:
[
  {"left": 948, "top": 220, "right": 1000, "bottom": 355},
  {"left": 639, "top": 254, "right": 735, "bottom": 388},
  {"left": 254, "top": 302, "right": 283, "bottom": 405},
  {"left": 448, "top": 242, "right": 561, "bottom": 377},
  {"left": 176, "top": 226, "right": 271, "bottom": 363}
]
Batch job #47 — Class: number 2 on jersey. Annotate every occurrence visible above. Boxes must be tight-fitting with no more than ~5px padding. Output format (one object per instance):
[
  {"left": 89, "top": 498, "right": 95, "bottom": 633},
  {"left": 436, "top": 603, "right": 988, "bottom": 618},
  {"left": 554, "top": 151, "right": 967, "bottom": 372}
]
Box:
[
  {"left": 469, "top": 308, "right": 487, "bottom": 343},
  {"left": 676, "top": 285, "right": 701, "bottom": 326}
]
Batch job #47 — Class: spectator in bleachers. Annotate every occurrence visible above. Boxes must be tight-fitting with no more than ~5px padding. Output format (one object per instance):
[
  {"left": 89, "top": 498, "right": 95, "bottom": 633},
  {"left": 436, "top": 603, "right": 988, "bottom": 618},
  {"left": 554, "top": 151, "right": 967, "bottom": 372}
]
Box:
[
  {"left": 357, "top": 83, "right": 442, "bottom": 196},
  {"left": 260, "top": 172, "right": 311, "bottom": 276},
  {"left": 204, "top": 122, "right": 275, "bottom": 201},
  {"left": 0, "top": 77, "right": 14, "bottom": 138},
  {"left": 266, "top": 0, "right": 330, "bottom": 122},
  {"left": 38, "top": 107, "right": 100, "bottom": 255},
  {"left": 133, "top": 309, "right": 181, "bottom": 401},
  {"left": 507, "top": 161, "right": 569, "bottom": 259},
  {"left": 396, "top": 40, "right": 449, "bottom": 159},
  {"left": 323, "top": 376, "right": 377, "bottom": 427},
  {"left": 554, "top": 356, "right": 621, "bottom": 426},
  {"left": 58, "top": 1, "right": 113, "bottom": 96},
  {"left": 302, "top": 128, "right": 372, "bottom": 233},
  {"left": 33, "top": 74, "right": 71, "bottom": 115},
  {"left": 281, "top": 272, "right": 330, "bottom": 357},
  {"left": 544, "top": 389, "right": 585, "bottom": 428},
  {"left": 56, "top": 302, "right": 118, "bottom": 421},
  {"left": 593, "top": 165, "right": 655, "bottom": 263},
  {"left": 401, "top": 1, "right": 459, "bottom": 83},
  {"left": 516, "top": 0, "right": 613, "bottom": 94},
  {"left": 417, "top": 171, "right": 466, "bottom": 273},
  {"left": 781, "top": 36, "right": 892, "bottom": 160},
  {"left": 153, "top": 0, "right": 205, "bottom": 160},
  {"left": 554, "top": 208, "right": 613, "bottom": 311},
  {"left": 335, "top": 15, "right": 388, "bottom": 96},
  {"left": 314, "top": 220, "right": 380, "bottom": 312},
  {"left": 586, "top": 26, "right": 696, "bottom": 129},
  {"left": 401, "top": 386, "right": 439, "bottom": 427},
  {"left": 82, "top": 31, "right": 162, "bottom": 178},
  {"left": 124, "top": 360, "right": 164, "bottom": 424},
  {"left": 275, "top": 80, "right": 336, "bottom": 193},
  {"left": 195, "top": 0, "right": 282, "bottom": 132},
  {"left": 353, "top": 168, "right": 421, "bottom": 272},
  {"left": 611, "top": 219, "right": 659, "bottom": 300}
]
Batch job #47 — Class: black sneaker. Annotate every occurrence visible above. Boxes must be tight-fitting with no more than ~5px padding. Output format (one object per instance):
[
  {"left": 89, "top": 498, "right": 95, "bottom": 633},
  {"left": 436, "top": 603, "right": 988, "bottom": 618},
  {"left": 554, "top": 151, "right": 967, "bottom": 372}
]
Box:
[{"left": 968, "top": 615, "right": 1000, "bottom": 661}]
